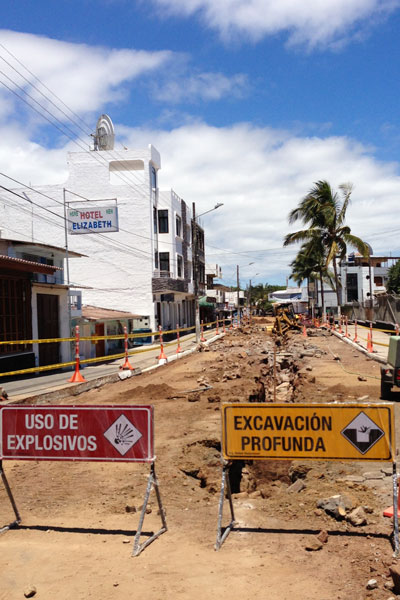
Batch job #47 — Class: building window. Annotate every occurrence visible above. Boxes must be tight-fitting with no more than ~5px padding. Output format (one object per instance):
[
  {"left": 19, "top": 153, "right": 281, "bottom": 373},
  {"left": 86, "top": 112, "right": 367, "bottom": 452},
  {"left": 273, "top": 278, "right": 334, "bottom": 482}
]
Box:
[
  {"left": 153, "top": 206, "right": 157, "bottom": 234},
  {"left": 176, "top": 215, "right": 182, "bottom": 238},
  {"left": 154, "top": 251, "right": 159, "bottom": 269},
  {"left": 346, "top": 273, "right": 358, "bottom": 302},
  {"left": 150, "top": 165, "right": 157, "bottom": 189},
  {"left": 158, "top": 209, "right": 169, "bottom": 234},
  {"left": 159, "top": 252, "right": 170, "bottom": 274},
  {"left": 177, "top": 255, "right": 183, "bottom": 278}
]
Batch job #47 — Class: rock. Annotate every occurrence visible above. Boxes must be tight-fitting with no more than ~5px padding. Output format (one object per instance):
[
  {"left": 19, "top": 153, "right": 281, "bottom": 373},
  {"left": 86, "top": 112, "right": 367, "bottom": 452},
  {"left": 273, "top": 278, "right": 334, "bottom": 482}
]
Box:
[
  {"left": 24, "top": 587, "right": 37, "bottom": 598},
  {"left": 341, "top": 475, "right": 365, "bottom": 483},
  {"left": 366, "top": 579, "right": 378, "bottom": 590},
  {"left": 287, "top": 479, "right": 306, "bottom": 493},
  {"left": 207, "top": 395, "right": 221, "bottom": 403},
  {"left": 277, "top": 382, "right": 290, "bottom": 391},
  {"left": 357, "top": 395, "right": 369, "bottom": 401},
  {"left": 188, "top": 393, "right": 200, "bottom": 402},
  {"left": 346, "top": 506, "right": 368, "bottom": 526},
  {"left": 122, "top": 538, "right": 131, "bottom": 544},
  {"left": 317, "top": 494, "right": 354, "bottom": 520},
  {"left": 125, "top": 505, "right": 137, "bottom": 513},
  {"left": 358, "top": 375, "right": 367, "bottom": 382},
  {"left": 305, "top": 537, "right": 323, "bottom": 551},
  {"left": 118, "top": 370, "right": 132, "bottom": 380},
  {"left": 289, "top": 463, "right": 312, "bottom": 482},
  {"left": 363, "top": 471, "right": 384, "bottom": 480},
  {"left": 317, "top": 530, "right": 329, "bottom": 544},
  {"left": 384, "top": 581, "right": 394, "bottom": 590}
]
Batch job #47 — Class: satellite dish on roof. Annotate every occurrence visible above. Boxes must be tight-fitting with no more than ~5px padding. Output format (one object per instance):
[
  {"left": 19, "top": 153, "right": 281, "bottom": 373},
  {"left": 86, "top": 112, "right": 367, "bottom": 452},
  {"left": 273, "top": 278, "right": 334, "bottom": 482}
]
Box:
[{"left": 93, "top": 114, "right": 115, "bottom": 151}]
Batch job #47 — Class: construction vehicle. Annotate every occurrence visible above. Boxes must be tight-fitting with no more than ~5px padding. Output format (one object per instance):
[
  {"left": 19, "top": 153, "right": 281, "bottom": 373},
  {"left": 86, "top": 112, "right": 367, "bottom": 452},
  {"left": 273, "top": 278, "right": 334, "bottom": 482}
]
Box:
[
  {"left": 272, "top": 303, "right": 302, "bottom": 336},
  {"left": 380, "top": 335, "right": 400, "bottom": 399}
]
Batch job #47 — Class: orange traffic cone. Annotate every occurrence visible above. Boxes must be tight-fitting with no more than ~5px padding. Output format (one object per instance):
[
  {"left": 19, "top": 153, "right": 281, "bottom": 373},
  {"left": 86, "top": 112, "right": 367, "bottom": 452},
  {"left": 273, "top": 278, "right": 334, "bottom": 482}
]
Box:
[
  {"left": 176, "top": 324, "right": 182, "bottom": 354},
  {"left": 157, "top": 326, "right": 168, "bottom": 364},
  {"left": 302, "top": 325, "right": 307, "bottom": 338}
]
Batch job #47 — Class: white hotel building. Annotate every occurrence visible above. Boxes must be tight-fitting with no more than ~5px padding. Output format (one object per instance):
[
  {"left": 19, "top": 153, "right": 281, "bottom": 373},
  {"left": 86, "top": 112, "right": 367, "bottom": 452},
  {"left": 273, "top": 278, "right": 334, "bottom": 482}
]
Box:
[{"left": 1, "top": 138, "right": 203, "bottom": 334}]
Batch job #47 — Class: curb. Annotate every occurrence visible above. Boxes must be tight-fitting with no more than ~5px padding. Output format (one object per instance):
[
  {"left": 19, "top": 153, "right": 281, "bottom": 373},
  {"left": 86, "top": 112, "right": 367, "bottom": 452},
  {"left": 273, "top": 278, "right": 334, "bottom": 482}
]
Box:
[{"left": 4, "top": 333, "right": 225, "bottom": 406}]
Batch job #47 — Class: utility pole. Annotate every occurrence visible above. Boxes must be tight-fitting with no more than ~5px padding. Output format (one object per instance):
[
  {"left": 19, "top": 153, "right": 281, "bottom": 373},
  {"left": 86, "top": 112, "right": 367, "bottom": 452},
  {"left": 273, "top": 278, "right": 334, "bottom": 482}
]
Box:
[
  {"left": 237, "top": 265, "right": 240, "bottom": 326},
  {"left": 192, "top": 202, "right": 200, "bottom": 343}
]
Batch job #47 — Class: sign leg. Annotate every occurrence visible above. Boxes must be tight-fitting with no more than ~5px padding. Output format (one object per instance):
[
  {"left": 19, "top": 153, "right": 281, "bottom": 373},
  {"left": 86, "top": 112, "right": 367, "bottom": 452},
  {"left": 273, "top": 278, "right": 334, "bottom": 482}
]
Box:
[
  {"left": 0, "top": 460, "right": 21, "bottom": 533},
  {"left": 215, "top": 462, "right": 236, "bottom": 551},
  {"left": 393, "top": 462, "right": 399, "bottom": 558},
  {"left": 132, "top": 463, "right": 167, "bottom": 557}
]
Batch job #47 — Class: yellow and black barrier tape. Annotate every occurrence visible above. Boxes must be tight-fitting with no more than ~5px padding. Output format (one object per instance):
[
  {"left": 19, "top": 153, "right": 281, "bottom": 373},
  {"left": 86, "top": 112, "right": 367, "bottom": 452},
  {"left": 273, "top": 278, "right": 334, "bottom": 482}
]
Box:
[
  {"left": 0, "top": 360, "right": 76, "bottom": 378},
  {"left": 0, "top": 336, "right": 75, "bottom": 345}
]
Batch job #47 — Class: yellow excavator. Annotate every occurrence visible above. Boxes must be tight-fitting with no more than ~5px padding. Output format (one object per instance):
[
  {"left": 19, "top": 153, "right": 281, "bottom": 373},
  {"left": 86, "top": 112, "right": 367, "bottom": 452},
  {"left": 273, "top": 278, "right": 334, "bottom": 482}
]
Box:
[{"left": 272, "top": 303, "right": 302, "bottom": 336}]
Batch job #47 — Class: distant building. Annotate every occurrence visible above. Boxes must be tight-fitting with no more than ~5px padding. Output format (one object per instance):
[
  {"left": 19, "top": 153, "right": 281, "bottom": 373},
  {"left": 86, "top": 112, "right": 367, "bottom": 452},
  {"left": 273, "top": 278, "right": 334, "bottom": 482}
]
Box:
[
  {"left": 0, "top": 131, "right": 204, "bottom": 333},
  {"left": 0, "top": 238, "right": 82, "bottom": 373}
]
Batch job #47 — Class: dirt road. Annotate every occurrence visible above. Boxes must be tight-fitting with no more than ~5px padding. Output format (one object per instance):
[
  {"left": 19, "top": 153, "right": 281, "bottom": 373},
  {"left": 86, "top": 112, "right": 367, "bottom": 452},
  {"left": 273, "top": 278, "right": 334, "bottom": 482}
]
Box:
[{"left": 1, "top": 322, "right": 399, "bottom": 600}]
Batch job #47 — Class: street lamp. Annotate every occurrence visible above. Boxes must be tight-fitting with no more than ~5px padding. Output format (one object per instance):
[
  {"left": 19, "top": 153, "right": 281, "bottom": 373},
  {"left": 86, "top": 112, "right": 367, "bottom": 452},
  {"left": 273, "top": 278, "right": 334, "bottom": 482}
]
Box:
[{"left": 192, "top": 202, "right": 224, "bottom": 343}]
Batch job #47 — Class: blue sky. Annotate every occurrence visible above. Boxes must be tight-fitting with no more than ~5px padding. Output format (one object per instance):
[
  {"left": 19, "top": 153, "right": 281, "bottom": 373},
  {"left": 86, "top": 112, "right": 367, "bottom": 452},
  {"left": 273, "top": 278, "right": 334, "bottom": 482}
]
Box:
[{"left": 1, "top": 0, "right": 400, "bottom": 286}]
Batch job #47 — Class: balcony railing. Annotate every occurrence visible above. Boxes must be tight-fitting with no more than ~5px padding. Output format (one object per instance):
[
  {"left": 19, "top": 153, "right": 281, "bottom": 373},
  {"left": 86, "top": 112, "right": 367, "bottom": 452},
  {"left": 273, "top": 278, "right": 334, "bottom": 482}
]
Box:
[{"left": 153, "top": 269, "right": 171, "bottom": 278}]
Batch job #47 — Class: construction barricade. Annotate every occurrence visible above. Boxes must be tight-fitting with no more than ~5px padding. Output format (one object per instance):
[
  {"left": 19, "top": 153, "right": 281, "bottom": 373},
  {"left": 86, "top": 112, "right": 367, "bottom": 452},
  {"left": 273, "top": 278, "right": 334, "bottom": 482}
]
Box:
[{"left": 0, "top": 404, "right": 167, "bottom": 556}]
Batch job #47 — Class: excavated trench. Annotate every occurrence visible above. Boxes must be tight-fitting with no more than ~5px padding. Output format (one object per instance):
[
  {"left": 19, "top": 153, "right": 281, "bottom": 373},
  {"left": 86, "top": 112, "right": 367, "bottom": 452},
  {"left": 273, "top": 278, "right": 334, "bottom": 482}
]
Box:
[{"left": 181, "top": 326, "right": 327, "bottom": 495}]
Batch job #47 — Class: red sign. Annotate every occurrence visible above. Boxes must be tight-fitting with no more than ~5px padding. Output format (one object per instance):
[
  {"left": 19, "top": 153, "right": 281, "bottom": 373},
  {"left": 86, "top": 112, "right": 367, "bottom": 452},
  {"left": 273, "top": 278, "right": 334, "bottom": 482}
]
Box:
[{"left": 0, "top": 405, "right": 154, "bottom": 462}]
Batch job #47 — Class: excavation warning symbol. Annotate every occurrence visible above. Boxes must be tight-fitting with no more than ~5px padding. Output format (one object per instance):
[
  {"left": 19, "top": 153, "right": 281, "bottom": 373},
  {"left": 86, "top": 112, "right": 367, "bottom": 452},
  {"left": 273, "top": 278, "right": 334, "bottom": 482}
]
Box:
[
  {"left": 341, "top": 412, "right": 384, "bottom": 455},
  {"left": 103, "top": 415, "right": 143, "bottom": 456}
]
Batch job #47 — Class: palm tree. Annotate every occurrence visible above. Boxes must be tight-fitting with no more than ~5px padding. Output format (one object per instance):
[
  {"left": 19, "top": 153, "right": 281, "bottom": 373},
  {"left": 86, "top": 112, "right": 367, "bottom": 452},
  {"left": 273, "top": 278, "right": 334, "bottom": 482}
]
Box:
[
  {"left": 289, "top": 238, "right": 333, "bottom": 315},
  {"left": 284, "top": 180, "right": 370, "bottom": 308}
]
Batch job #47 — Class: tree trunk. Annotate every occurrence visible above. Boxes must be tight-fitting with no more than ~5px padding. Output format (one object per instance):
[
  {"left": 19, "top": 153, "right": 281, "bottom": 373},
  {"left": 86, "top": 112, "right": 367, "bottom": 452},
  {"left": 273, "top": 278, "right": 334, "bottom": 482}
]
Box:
[
  {"left": 319, "top": 271, "right": 325, "bottom": 315},
  {"left": 333, "top": 257, "right": 341, "bottom": 318}
]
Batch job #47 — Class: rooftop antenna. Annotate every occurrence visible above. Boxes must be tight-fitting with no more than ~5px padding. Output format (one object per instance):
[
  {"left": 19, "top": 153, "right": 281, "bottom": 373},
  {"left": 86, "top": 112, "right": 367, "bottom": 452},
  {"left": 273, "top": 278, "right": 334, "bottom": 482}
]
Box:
[{"left": 92, "top": 114, "right": 115, "bottom": 151}]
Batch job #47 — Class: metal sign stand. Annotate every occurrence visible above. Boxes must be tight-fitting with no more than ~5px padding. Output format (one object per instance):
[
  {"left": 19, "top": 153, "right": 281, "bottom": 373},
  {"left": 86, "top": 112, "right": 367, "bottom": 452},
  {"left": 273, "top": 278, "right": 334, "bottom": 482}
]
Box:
[
  {"left": 393, "top": 462, "right": 399, "bottom": 557},
  {"left": 132, "top": 462, "right": 167, "bottom": 557},
  {"left": 215, "top": 461, "right": 236, "bottom": 551},
  {"left": 0, "top": 460, "right": 21, "bottom": 534}
]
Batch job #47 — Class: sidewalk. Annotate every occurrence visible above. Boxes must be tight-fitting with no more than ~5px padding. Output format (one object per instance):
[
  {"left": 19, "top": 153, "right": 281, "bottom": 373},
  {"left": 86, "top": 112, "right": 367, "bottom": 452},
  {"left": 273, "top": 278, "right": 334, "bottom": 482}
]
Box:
[
  {"left": 325, "top": 322, "right": 390, "bottom": 364},
  {"left": 1, "top": 328, "right": 223, "bottom": 404}
]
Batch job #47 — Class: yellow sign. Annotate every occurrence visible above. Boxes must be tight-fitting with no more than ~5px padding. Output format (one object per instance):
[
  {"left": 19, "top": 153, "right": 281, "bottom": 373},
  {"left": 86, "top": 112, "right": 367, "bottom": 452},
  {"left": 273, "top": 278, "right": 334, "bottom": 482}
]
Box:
[{"left": 221, "top": 403, "right": 395, "bottom": 461}]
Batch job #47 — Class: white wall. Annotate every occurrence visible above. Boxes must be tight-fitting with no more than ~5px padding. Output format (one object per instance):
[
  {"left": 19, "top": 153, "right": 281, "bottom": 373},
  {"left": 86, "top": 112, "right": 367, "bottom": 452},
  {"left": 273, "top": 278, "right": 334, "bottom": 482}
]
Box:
[{"left": 2, "top": 146, "right": 161, "bottom": 331}]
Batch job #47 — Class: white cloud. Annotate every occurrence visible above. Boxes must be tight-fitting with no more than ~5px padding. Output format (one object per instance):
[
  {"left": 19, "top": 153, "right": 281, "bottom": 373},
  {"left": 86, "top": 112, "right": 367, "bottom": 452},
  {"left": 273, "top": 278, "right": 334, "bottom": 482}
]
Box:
[
  {"left": 119, "top": 122, "right": 400, "bottom": 283},
  {"left": 2, "top": 114, "right": 400, "bottom": 284},
  {"left": 151, "top": 0, "right": 400, "bottom": 48},
  {"left": 152, "top": 71, "right": 248, "bottom": 103},
  {"left": 0, "top": 30, "right": 172, "bottom": 120}
]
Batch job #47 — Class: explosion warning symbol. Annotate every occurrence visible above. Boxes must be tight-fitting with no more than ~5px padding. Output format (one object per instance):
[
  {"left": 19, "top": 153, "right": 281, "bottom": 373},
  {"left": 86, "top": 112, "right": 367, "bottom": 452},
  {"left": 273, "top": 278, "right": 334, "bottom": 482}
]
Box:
[
  {"left": 103, "top": 414, "right": 142, "bottom": 456},
  {"left": 341, "top": 412, "right": 384, "bottom": 455}
]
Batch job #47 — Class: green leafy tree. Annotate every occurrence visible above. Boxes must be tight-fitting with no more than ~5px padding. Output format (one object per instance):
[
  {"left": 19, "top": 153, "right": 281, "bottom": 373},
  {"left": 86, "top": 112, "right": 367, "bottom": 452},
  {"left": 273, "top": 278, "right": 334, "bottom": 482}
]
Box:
[
  {"left": 284, "top": 180, "right": 370, "bottom": 307},
  {"left": 387, "top": 261, "right": 400, "bottom": 294}
]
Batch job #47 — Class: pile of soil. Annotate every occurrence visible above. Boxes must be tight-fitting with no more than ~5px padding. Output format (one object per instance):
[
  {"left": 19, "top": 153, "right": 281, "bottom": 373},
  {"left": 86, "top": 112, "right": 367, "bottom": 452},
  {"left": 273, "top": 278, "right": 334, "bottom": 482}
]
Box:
[{"left": 0, "top": 321, "right": 398, "bottom": 600}]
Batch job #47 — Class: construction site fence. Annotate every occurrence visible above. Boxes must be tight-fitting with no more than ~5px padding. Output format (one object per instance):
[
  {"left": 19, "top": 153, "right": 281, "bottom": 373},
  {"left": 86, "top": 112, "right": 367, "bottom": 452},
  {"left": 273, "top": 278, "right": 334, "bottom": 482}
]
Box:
[
  {"left": 0, "top": 318, "right": 233, "bottom": 379},
  {"left": 341, "top": 294, "right": 400, "bottom": 328}
]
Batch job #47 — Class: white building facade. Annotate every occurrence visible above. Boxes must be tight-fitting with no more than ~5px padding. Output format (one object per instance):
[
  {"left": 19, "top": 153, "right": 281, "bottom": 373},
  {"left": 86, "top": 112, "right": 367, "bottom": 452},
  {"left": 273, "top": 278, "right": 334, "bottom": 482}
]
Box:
[{"left": 1, "top": 143, "right": 199, "bottom": 332}]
